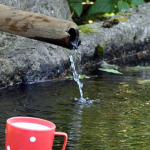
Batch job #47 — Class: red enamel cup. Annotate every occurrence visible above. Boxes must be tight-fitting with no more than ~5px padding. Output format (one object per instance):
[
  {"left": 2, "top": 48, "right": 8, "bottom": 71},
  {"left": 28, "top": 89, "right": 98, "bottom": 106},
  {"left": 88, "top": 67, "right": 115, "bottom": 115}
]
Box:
[{"left": 5, "top": 117, "right": 68, "bottom": 150}]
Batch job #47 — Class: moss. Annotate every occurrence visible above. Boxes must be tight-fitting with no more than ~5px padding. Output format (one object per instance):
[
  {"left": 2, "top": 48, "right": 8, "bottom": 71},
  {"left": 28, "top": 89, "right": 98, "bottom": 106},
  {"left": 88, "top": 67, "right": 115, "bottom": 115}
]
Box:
[
  {"left": 78, "top": 25, "right": 96, "bottom": 33},
  {"left": 133, "top": 35, "right": 138, "bottom": 40},
  {"left": 102, "top": 17, "right": 128, "bottom": 28},
  {"left": 115, "top": 17, "right": 128, "bottom": 22},
  {"left": 108, "top": 18, "right": 120, "bottom": 23},
  {"left": 94, "top": 44, "right": 104, "bottom": 57},
  {"left": 96, "top": 14, "right": 107, "bottom": 21},
  {"left": 101, "top": 40, "right": 106, "bottom": 46},
  {"left": 117, "top": 12, "right": 131, "bottom": 16},
  {"left": 102, "top": 18, "right": 119, "bottom": 28},
  {"left": 126, "top": 34, "right": 129, "bottom": 38}
]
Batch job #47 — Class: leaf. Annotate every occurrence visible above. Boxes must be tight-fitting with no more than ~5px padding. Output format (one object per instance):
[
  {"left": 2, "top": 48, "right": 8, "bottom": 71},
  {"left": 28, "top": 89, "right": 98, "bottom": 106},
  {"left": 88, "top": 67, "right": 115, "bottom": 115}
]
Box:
[
  {"left": 68, "top": 0, "right": 83, "bottom": 17},
  {"left": 65, "top": 76, "right": 73, "bottom": 80},
  {"left": 80, "top": 74, "right": 86, "bottom": 79},
  {"left": 126, "top": 66, "right": 150, "bottom": 72},
  {"left": 118, "top": 1, "right": 130, "bottom": 12},
  {"left": 101, "top": 61, "right": 120, "bottom": 70},
  {"left": 88, "top": 0, "right": 116, "bottom": 14},
  {"left": 89, "top": 75, "right": 98, "bottom": 78},
  {"left": 99, "top": 68, "right": 123, "bottom": 74},
  {"left": 131, "top": 0, "right": 145, "bottom": 6},
  {"left": 137, "top": 79, "right": 150, "bottom": 85}
]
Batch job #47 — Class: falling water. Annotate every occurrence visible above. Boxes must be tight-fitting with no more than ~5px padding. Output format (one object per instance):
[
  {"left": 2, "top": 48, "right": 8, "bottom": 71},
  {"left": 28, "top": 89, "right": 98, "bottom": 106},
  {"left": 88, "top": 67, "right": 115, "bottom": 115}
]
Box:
[{"left": 69, "top": 50, "right": 86, "bottom": 103}]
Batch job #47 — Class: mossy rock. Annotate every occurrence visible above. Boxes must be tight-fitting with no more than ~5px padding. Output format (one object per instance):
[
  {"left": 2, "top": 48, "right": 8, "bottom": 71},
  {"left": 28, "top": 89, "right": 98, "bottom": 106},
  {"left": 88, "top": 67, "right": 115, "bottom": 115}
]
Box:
[
  {"left": 78, "top": 24, "right": 96, "bottom": 33},
  {"left": 115, "top": 17, "right": 128, "bottom": 22},
  {"left": 117, "top": 12, "right": 131, "bottom": 16},
  {"left": 102, "top": 18, "right": 119, "bottom": 28},
  {"left": 94, "top": 44, "right": 104, "bottom": 57},
  {"left": 133, "top": 35, "right": 138, "bottom": 40}
]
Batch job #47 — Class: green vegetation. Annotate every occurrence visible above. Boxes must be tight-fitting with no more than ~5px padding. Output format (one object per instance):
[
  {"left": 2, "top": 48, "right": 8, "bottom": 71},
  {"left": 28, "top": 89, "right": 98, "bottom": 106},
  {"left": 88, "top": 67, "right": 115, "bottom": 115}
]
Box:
[
  {"left": 133, "top": 35, "right": 138, "bottom": 40},
  {"left": 117, "top": 12, "right": 131, "bottom": 16},
  {"left": 67, "top": 0, "right": 145, "bottom": 25},
  {"left": 78, "top": 24, "right": 96, "bottom": 33},
  {"left": 99, "top": 61, "right": 122, "bottom": 74},
  {"left": 126, "top": 66, "right": 150, "bottom": 72},
  {"left": 65, "top": 74, "right": 87, "bottom": 80},
  {"left": 102, "top": 18, "right": 119, "bottom": 28},
  {"left": 94, "top": 44, "right": 104, "bottom": 56},
  {"left": 137, "top": 79, "right": 150, "bottom": 84},
  {"left": 99, "top": 68, "right": 123, "bottom": 74}
]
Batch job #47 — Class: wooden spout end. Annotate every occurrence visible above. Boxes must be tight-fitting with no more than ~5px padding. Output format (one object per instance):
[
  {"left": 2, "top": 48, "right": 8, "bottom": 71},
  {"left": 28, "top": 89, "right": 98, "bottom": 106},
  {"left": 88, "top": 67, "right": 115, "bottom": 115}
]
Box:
[{"left": 68, "top": 28, "right": 81, "bottom": 49}]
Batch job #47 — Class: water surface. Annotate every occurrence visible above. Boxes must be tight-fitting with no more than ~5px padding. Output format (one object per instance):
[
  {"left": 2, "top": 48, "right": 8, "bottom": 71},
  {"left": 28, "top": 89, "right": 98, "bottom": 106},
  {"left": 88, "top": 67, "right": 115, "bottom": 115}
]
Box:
[{"left": 1, "top": 69, "right": 150, "bottom": 150}]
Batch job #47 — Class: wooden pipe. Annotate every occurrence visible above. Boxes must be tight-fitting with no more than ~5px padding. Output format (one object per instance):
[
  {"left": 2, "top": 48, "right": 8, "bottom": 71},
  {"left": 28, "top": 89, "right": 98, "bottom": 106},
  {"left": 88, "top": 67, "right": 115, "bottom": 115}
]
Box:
[{"left": 0, "top": 4, "right": 80, "bottom": 49}]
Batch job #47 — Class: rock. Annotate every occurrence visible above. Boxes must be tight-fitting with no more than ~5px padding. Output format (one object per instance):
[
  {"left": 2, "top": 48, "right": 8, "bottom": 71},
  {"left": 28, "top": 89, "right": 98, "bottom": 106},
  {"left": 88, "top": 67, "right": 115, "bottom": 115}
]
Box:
[
  {"left": 0, "top": 0, "right": 72, "bottom": 20},
  {"left": 79, "top": 3, "right": 150, "bottom": 67},
  {"left": 1, "top": 1, "right": 150, "bottom": 88},
  {"left": 0, "top": 0, "right": 73, "bottom": 88}
]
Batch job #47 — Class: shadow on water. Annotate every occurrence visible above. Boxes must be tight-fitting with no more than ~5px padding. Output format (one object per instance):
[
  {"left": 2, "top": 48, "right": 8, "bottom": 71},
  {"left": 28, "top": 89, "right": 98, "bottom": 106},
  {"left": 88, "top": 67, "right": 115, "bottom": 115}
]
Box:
[{"left": 1, "top": 69, "right": 150, "bottom": 149}]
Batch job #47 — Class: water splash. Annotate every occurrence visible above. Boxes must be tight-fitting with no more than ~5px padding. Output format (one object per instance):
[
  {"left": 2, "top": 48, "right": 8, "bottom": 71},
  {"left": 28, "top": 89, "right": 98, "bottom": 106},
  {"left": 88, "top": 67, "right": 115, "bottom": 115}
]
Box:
[{"left": 69, "top": 54, "right": 86, "bottom": 103}]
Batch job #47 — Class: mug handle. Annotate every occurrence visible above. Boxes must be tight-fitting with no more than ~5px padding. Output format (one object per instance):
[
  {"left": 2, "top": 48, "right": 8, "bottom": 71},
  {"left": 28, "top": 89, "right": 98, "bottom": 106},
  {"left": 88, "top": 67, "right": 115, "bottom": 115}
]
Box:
[{"left": 55, "top": 132, "right": 68, "bottom": 150}]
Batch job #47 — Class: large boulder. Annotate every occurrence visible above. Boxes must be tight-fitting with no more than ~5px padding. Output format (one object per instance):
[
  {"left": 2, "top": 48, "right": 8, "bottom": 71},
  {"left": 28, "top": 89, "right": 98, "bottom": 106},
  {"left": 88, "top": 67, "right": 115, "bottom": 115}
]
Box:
[{"left": 0, "top": 0, "right": 74, "bottom": 87}]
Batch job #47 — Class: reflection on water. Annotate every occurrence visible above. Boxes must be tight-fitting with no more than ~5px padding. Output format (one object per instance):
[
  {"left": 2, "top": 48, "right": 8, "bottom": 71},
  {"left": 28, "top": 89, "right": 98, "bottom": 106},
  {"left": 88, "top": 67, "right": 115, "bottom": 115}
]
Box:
[{"left": 1, "top": 70, "right": 150, "bottom": 149}]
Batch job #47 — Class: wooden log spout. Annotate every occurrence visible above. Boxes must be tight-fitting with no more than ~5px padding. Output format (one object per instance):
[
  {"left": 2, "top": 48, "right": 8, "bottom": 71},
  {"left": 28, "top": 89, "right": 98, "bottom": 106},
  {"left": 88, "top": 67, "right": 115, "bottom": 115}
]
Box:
[{"left": 0, "top": 4, "right": 80, "bottom": 49}]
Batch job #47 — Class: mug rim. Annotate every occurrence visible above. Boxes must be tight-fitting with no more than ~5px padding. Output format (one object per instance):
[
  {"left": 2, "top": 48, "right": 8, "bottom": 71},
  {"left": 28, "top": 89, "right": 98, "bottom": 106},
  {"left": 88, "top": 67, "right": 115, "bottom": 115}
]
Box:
[{"left": 6, "top": 116, "right": 56, "bottom": 131}]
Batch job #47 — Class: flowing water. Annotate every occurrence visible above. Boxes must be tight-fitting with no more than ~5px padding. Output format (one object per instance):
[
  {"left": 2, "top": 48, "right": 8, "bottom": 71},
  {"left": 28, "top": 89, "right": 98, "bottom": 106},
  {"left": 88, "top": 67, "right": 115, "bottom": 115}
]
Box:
[
  {"left": 69, "top": 32, "right": 86, "bottom": 102},
  {"left": 1, "top": 69, "right": 150, "bottom": 149},
  {"left": 69, "top": 54, "right": 86, "bottom": 103}
]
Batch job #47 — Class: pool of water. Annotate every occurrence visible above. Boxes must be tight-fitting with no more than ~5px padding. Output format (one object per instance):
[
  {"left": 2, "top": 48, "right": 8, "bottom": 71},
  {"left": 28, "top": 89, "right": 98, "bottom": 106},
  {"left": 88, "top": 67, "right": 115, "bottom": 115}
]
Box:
[{"left": 1, "top": 69, "right": 150, "bottom": 150}]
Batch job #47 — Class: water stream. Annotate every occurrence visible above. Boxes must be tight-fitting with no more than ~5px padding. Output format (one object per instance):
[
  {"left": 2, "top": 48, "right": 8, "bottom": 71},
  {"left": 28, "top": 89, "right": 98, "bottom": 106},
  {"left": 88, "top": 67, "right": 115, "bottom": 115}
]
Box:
[
  {"left": 69, "top": 55, "right": 84, "bottom": 99},
  {"left": 69, "top": 33, "right": 87, "bottom": 103},
  {"left": 69, "top": 52, "right": 87, "bottom": 103}
]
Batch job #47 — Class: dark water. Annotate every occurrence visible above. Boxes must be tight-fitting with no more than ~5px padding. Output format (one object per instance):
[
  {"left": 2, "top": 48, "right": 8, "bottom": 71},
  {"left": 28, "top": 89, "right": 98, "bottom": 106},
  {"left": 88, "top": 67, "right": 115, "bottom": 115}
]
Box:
[{"left": 1, "top": 69, "right": 150, "bottom": 150}]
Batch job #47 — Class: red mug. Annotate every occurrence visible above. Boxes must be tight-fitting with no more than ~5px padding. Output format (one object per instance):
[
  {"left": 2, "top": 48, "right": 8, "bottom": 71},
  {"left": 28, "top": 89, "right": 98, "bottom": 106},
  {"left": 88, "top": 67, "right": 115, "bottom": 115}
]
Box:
[{"left": 5, "top": 117, "right": 68, "bottom": 150}]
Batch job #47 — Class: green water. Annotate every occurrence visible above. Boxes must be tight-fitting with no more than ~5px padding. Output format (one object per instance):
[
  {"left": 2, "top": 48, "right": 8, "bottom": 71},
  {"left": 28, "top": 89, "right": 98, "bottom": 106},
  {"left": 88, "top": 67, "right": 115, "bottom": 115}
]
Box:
[{"left": 0, "top": 70, "right": 150, "bottom": 150}]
